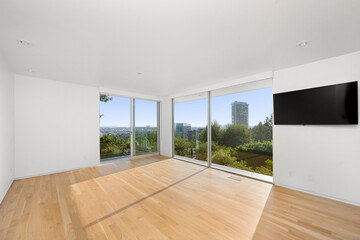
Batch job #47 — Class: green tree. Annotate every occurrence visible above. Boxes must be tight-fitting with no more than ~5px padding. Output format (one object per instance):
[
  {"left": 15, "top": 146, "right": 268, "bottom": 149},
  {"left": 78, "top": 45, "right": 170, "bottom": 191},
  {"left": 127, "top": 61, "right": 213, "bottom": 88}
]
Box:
[
  {"left": 100, "top": 134, "right": 112, "bottom": 144},
  {"left": 135, "top": 135, "right": 150, "bottom": 152},
  {"left": 199, "top": 128, "right": 207, "bottom": 143},
  {"left": 220, "top": 124, "right": 251, "bottom": 147},
  {"left": 100, "top": 94, "right": 113, "bottom": 102},
  {"left": 148, "top": 130, "right": 157, "bottom": 144},
  {"left": 195, "top": 142, "right": 208, "bottom": 161},
  {"left": 199, "top": 121, "right": 222, "bottom": 143},
  {"left": 174, "top": 136, "right": 189, "bottom": 156},
  {"left": 251, "top": 114, "right": 273, "bottom": 142}
]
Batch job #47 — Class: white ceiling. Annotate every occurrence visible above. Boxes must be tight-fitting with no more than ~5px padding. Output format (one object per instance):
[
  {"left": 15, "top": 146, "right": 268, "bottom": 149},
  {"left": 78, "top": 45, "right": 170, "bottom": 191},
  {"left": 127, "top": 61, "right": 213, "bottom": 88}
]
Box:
[{"left": 0, "top": 0, "right": 360, "bottom": 97}]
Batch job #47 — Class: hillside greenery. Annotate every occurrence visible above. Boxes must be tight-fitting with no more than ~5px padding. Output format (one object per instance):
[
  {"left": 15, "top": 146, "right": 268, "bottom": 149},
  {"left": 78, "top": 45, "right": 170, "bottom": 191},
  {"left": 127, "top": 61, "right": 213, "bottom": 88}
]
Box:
[
  {"left": 100, "top": 130, "right": 157, "bottom": 159},
  {"left": 174, "top": 114, "right": 273, "bottom": 176}
]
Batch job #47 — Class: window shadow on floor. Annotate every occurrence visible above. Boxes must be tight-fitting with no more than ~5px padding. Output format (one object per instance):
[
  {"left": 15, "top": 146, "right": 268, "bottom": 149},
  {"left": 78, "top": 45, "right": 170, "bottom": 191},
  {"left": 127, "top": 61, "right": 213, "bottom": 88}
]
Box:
[{"left": 83, "top": 167, "right": 207, "bottom": 229}]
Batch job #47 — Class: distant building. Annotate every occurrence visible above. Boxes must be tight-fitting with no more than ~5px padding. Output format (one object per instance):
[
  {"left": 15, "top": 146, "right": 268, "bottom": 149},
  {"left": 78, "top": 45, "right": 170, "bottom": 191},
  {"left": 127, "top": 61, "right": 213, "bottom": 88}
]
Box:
[
  {"left": 187, "top": 129, "right": 200, "bottom": 141},
  {"left": 175, "top": 123, "right": 191, "bottom": 140},
  {"left": 232, "top": 101, "right": 249, "bottom": 128},
  {"left": 187, "top": 130, "right": 194, "bottom": 141}
]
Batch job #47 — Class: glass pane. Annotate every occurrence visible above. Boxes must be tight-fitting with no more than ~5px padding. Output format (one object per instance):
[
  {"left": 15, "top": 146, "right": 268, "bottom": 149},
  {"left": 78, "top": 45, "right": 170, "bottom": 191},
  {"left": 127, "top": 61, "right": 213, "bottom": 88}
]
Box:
[
  {"left": 211, "top": 88, "right": 273, "bottom": 176},
  {"left": 134, "top": 99, "right": 158, "bottom": 155},
  {"left": 174, "top": 97, "right": 208, "bottom": 164},
  {"left": 100, "top": 95, "right": 131, "bottom": 160}
]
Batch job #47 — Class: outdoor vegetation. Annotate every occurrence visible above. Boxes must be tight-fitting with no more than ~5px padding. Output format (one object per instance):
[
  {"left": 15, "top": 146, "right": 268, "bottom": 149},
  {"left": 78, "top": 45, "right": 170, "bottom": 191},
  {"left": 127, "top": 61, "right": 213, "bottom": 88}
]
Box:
[
  {"left": 99, "top": 130, "right": 157, "bottom": 159},
  {"left": 134, "top": 129, "right": 158, "bottom": 155},
  {"left": 174, "top": 115, "right": 273, "bottom": 176},
  {"left": 100, "top": 134, "right": 131, "bottom": 159}
]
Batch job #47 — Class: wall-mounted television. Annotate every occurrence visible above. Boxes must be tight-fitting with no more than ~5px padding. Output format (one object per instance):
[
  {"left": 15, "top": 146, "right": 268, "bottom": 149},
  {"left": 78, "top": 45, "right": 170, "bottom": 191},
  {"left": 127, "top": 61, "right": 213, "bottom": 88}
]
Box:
[{"left": 274, "top": 81, "right": 358, "bottom": 125}]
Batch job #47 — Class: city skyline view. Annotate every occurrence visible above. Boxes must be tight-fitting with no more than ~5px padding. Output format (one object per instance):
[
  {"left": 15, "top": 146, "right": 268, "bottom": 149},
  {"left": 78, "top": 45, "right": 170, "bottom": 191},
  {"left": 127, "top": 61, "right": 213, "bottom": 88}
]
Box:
[
  {"left": 175, "top": 87, "right": 273, "bottom": 127},
  {"left": 101, "top": 87, "right": 273, "bottom": 128}
]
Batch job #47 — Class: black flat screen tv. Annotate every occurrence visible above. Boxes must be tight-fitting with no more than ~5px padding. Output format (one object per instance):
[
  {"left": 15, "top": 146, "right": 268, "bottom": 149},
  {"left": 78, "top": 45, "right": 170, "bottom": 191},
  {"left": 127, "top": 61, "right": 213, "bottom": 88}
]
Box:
[{"left": 274, "top": 81, "right": 358, "bottom": 125}]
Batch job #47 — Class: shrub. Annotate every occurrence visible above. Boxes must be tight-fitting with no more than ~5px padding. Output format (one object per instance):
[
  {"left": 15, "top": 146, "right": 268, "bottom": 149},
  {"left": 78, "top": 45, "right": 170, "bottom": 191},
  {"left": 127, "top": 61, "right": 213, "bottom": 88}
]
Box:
[
  {"left": 212, "top": 149, "right": 237, "bottom": 165},
  {"left": 255, "top": 166, "right": 272, "bottom": 176},
  {"left": 229, "top": 160, "right": 253, "bottom": 172},
  {"left": 235, "top": 141, "right": 272, "bottom": 154}
]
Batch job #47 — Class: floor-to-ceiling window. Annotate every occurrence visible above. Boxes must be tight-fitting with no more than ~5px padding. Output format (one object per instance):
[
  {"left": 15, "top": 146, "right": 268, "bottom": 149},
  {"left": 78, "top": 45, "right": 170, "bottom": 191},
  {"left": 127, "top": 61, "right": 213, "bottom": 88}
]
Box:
[
  {"left": 172, "top": 79, "right": 273, "bottom": 181},
  {"left": 211, "top": 87, "right": 273, "bottom": 176},
  {"left": 100, "top": 95, "right": 131, "bottom": 160},
  {"left": 173, "top": 93, "right": 208, "bottom": 165},
  {"left": 134, "top": 99, "right": 159, "bottom": 155},
  {"left": 100, "top": 94, "right": 159, "bottom": 160}
]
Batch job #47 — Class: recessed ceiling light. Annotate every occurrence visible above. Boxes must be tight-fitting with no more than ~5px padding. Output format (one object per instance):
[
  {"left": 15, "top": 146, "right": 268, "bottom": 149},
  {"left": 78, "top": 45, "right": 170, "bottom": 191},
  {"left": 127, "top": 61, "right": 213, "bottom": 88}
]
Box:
[
  {"left": 18, "top": 39, "right": 31, "bottom": 46},
  {"left": 137, "top": 72, "right": 143, "bottom": 75},
  {"left": 297, "top": 40, "right": 310, "bottom": 47},
  {"left": 27, "top": 68, "right": 35, "bottom": 73}
]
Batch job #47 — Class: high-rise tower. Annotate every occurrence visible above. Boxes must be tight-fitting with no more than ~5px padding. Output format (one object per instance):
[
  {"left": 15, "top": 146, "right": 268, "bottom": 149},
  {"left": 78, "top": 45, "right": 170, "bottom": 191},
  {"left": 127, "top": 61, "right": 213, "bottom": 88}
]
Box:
[{"left": 231, "top": 101, "right": 249, "bottom": 128}]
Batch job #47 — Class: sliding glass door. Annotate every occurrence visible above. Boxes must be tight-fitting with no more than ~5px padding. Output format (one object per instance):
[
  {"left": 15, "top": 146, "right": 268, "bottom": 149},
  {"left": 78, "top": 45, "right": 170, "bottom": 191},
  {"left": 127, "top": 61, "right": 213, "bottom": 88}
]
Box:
[
  {"left": 173, "top": 93, "right": 208, "bottom": 165},
  {"left": 100, "top": 94, "right": 159, "bottom": 161},
  {"left": 134, "top": 99, "right": 159, "bottom": 155}
]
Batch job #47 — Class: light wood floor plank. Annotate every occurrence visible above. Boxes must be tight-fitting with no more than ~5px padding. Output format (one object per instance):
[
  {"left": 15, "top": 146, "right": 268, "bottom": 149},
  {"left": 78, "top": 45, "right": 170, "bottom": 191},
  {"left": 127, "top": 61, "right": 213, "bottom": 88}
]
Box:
[{"left": 0, "top": 156, "right": 359, "bottom": 240}]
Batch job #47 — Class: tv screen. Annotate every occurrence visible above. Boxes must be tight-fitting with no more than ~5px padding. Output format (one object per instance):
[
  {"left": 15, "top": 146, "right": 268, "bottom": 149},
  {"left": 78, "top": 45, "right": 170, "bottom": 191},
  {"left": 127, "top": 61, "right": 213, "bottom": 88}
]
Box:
[{"left": 274, "top": 81, "right": 358, "bottom": 125}]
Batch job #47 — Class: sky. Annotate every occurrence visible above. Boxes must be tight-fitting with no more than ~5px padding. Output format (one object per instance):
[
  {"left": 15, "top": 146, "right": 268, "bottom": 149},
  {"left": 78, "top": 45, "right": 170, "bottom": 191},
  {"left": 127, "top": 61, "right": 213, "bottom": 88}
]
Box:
[
  {"left": 100, "top": 87, "right": 273, "bottom": 128},
  {"left": 100, "top": 97, "right": 157, "bottom": 127},
  {"left": 174, "top": 87, "right": 273, "bottom": 127}
]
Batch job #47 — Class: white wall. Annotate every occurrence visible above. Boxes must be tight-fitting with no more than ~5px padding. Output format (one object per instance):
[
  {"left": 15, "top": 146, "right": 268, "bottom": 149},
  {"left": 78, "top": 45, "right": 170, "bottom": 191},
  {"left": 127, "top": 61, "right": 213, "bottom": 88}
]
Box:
[
  {"left": 160, "top": 98, "right": 173, "bottom": 157},
  {"left": 273, "top": 51, "right": 360, "bottom": 206},
  {"left": 14, "top": 75, "right": 100, "bottom": 179},
  {"left": 0, "top": 55, "right": 14, "bottom": 203}
]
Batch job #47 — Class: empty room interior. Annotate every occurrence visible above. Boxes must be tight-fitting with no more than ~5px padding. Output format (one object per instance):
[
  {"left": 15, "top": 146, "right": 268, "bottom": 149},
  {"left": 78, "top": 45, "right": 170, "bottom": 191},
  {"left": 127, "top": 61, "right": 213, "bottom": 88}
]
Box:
[{"left": 1, "top": 0, "right": 360, "bottom": 239}]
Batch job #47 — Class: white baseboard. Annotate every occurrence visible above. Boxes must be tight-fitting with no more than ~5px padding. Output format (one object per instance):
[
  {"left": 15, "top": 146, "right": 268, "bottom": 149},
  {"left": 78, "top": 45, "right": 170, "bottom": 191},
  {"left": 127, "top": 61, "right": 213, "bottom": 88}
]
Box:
[
  {"left": 0, "top": 179, "right": 14, "bottom": 204},
  {"left": 14, "top": 163, "right": 100, "bottom": 180},
  {"left": 274, "top": 183, "right": 360, "bottom": 207},
  {"left": 14, "top": 154, "right": 162, "bottom": 180}
]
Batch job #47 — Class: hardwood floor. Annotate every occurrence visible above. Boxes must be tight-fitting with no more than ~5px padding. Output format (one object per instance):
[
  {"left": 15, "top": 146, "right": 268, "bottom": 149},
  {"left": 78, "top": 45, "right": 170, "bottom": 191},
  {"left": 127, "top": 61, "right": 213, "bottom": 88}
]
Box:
[{"left": 0, "top": 156, "right": 359, "bottom": 240}]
